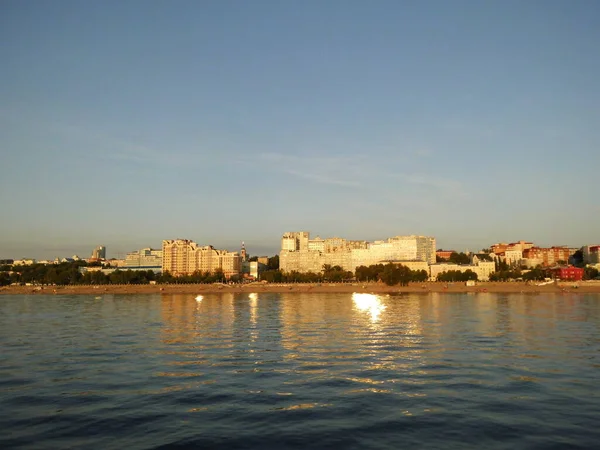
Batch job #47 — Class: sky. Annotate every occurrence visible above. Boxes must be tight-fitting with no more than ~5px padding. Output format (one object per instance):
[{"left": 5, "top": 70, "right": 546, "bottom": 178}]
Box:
[{"left": 1, "top": 0, "right": 599, "bottom": 260}]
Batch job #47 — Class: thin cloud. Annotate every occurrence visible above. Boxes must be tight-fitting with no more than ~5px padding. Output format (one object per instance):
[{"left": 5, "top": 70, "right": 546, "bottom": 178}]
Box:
[
  {"left": 254, "top": 152, "right": 367, "bottom": 187},
  {"left": 247, "top": 153, "right": 468, "bottom": 196},
  {"left": 285, "top": 169, "right": 361, "bottom": 187},
  {"left": 49, "top": 121, "right": 201, "bottom": 168},
  {"left": 403, "top": 173, "right": 469, "bottom": 199},
  {"left": 104, "top": 141, "right": 190, "bottom": 168},
  {"left": 414, "top": 148, "right": 432, "bottom": 157}
]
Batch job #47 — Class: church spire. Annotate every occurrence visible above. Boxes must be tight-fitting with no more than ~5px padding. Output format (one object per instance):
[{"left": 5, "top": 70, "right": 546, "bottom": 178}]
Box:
[{"left": 241, "top": 241, "right": 247, "bottom": 262}]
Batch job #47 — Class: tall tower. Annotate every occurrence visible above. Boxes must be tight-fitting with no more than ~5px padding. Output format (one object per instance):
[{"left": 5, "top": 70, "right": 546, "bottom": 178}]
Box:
[
  {"left": 92, "top": 245, "right": 106, "bottom": 260},
  {"left": 241, "top": 241, "right": 248, "bottom": 262}
]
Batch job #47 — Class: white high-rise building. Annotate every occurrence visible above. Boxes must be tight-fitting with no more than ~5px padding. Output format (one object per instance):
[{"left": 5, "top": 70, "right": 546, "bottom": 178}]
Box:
[
  {"left": 91, "top": 245, "right": 106, "bottom": 260},
  {"left": 125, "top": 248, "right": 163, "bottom": 267}
]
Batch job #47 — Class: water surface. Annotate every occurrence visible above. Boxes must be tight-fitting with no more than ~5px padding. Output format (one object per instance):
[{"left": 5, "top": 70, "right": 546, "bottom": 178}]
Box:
[{"left": 1, "top": 292, "right": 599, "bottom": 449}]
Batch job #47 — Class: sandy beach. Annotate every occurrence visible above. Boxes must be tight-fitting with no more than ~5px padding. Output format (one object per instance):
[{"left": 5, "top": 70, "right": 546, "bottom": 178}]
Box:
[{"left": 2, "top": 281, "right": 600, "bottom": 296}]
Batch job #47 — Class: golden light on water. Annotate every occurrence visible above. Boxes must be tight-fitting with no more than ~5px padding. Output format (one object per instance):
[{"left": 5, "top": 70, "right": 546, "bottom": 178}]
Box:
[
  {"left": 249, "top": 293, "right": 258, "bottom": 325},
  {"left": 352, "top": 293, "right": 387, "bottom": 322}
]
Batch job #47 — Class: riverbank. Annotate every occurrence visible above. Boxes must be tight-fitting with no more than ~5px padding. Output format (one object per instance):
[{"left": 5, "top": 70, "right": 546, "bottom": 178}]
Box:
[{"left": 2, "top": 281, "right": 600, "bottom": 295}]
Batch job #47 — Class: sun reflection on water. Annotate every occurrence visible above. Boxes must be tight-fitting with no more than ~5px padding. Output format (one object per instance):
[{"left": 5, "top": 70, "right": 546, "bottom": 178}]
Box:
[
  {"left": 249, "top": 292, "right": 258, "bottom": 326},
  {"left": 352, "top": 293, "right": 387, "bottom": 322}
]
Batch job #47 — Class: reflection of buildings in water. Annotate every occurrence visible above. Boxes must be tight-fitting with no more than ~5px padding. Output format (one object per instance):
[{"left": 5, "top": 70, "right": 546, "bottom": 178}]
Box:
[
  {"left": 382, "top": 294, "right": 424, "bottom": 336},
  {"left": 422, "top": 292, "right": 469, "bottom": 331},
  {"left": 232, "top": 293, "right": 261, "bottom": 347},
  {"left": 81, "top": 294, "right": 155, "bottom": 328},
  {"left": 433, "top": 292, "right": 498, "bottom": 337},
  {"left": 161, "top": 294, "right": 200, "bottom": 345},
  {"left": 421, "top": 293, "right": 575, "bottom": 358},
  {"left": 279, "top": 293, "right": 354, "bottom": 360},
  {"left": 379, "top": 295, "right": 424, "bottom": 352},
  {"left": 159, "top": 292, "right": 285, "bottom": 363},
  {"left": 351, "top": 293, "right": 433, "bottom": 378},
  {"left": 160, "top": 293, "right": 236, "bottom": 345},
  {"left": 505, "top": 294, "right": 584, "bottom": 348},
  {"left": 224, "top": 293, "right": 285, "bottom": 361},
  {"left": 424, "top": 293, "right": 508, "bottom": 342},
  {"left": 495, "top": 296, "right": 513, "bottom": 338}
]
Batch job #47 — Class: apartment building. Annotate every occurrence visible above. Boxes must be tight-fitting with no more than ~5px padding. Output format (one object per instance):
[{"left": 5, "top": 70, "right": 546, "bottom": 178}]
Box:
[
  {"left": 162, "top": 239, "right": 241, "bottom": 278},
  {"left": 12, "top": 259, "right": 36, "bottom": 266},
  {"left": 491, "top": 241, "right": 534, "bottom": 254},
  {"left": 279, "top": 232, "right": 436, "bottom": 273},
  {"left": 125, "top": 247, "right": 163, "bottom": 268},
  {"left": 550, "top": 266, "right": 584, "bottom": 281},
  {"left": 281, "top": 232, "right": 310, "bottom": 252},
  {"left": 91, "top": 245, "right": 106, "bottom": 260},
  {"left": 307, "top": 236, "right": 325, "bottom": 252},
  {"left": 503, "top": 249, "right": 523, "bottom": 265},
  {"left": 583, "top": 245, "right": 600, "bottom": 264},
  {"left": 522, "top": 246, "right": 574, "bottom": 266},
  {"left": 429, "top": 260, "right": 495, "bottom": 281}
]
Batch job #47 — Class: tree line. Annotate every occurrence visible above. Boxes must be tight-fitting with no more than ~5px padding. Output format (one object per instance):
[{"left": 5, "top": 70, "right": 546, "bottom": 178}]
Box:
[
  {"left": 4, "top": 259, "right": 596, "bottom": 288},
  {"left": 436, "top": 270, "right": 478, "bottom": 282},
  {"left": 259, "top": 263, "right": 429, "bottom": 286},
  {"left": 0, "top": 261, "right": 229, "bottom": 286},
  {"left": 0, "top": 261, "right": 474, "bottom": 287}
]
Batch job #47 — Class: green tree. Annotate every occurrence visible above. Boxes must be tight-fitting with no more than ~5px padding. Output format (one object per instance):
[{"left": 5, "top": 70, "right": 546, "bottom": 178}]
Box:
[
  {"left": 437, "top": 270, "right": 478, "bottom": 282},
  {"left": 0, "top": 272, "right": 10, "bottom": 286},
  {"left": 571, "top": 249, "right": 584, "bottom": 267},
  {"left": 449, "top": 252, "right": 470, "bottom": 265},
  {"left": 584, "top": 267, "right": 599, "bottom": 280},
  {"left": 523, "top": 267, "right": 546, "bottom": 281},
  {"left": 380, "top": 263, "right": 401, "bottom": 286},
  {"left": 463, "top": 269, "right": 478, "bottom": 281},
  {"left": 496, "top": 259, "right": 510, "bottom": 272},
  {"left": 10, "top": 272, "right": 20, "bottom": 284},
  {"left": 322, "top": 264, "right": 352, "bottom": 282},
  {"left": 355, "top": 265, "right": 371, "bottom": 282},
  {"left": 260, "top": 269, "right": 283, "bottom": 283},
  {"left": 412, "top": 269, "right": 429, "bottom": 282}
]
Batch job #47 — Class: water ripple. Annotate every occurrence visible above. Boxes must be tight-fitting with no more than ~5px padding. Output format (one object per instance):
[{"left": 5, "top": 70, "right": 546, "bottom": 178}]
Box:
[{"left": 1, "top": 293, "right": 599, "bottom": 449}]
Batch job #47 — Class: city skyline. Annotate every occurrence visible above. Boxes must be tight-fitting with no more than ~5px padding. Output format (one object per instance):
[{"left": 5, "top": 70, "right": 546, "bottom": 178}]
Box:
[
  {"left": 1, "top": 1, "right": 599, "bottom": 260},
  {"left": 0, "top": 230, "right": 592, "bottom": 263}
]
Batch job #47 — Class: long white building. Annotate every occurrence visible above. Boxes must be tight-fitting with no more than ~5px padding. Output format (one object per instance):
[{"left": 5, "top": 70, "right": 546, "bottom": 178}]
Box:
[
  {"left": 125, "top": 247, "right": 163, "bottom": 268},
  {"left": 279, "top": 232, "right": 436, "bottom": 273}
]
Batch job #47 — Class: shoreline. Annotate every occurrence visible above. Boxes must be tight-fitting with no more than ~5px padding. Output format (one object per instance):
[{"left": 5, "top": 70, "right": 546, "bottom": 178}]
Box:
[{"left": 2, "top": 281, "right": 600, "bottom": 296}]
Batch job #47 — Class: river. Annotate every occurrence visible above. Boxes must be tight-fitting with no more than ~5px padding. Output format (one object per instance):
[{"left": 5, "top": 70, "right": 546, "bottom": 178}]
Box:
[{"left": 1, "top": 292, "right": 599, "bottom": 449}]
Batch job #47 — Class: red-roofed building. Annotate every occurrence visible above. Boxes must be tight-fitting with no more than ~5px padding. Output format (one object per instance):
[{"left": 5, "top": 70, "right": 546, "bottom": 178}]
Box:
[
  {"left": 549, "top": 266, "right": 584, "bottom": 281},
  {"left": 436, "top": 250, "right": 455, "bottom": 260},
  {"left": 491, "top": 241, "right": 534, "bottom": 254}
]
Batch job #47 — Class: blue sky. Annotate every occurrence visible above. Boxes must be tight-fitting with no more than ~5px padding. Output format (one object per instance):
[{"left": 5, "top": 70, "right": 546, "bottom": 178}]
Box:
[{"left": 1, "top": 0, "right": 599, "bottom": 260}]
